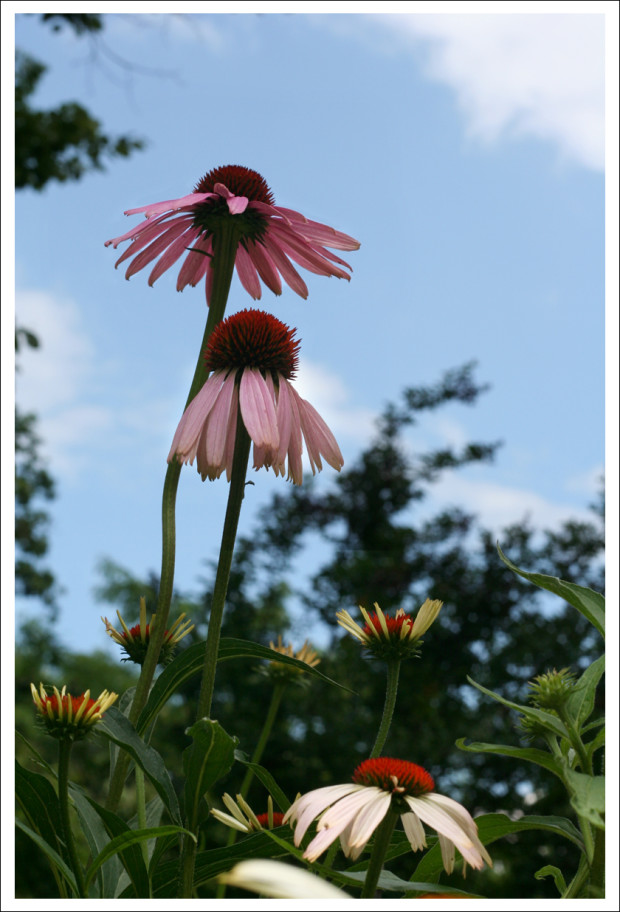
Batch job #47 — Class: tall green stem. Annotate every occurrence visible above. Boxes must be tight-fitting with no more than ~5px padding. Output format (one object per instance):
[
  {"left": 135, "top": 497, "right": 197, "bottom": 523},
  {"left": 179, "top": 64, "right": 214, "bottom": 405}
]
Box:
[
  {"left": 360, "top": 803, "right": 399, "bottom": 898},
  {"left": 239, "top": 682, "right": 286, "bottom": 799},
  {"left": 195, "top": 415, "right": 252, "bottom": 721},
  {"left": 179, "top": 413, "right": 252, "bottom": 898},
  {"left": 58, "top": 741, "right": 87, "bottom": 898},
  {"left": 106, "top": 224, "right": 239, "bottom": 813},
  {"left": 589, "top": 826, "right": 605, "bottom": 895},
  {"left": 370, "top": 660, "right": 401, "bottom": 758}
]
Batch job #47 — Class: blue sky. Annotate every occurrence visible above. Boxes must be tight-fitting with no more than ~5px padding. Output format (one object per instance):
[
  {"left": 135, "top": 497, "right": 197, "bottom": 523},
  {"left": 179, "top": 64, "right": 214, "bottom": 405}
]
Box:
[{"left": 7, "top": 7, "right": 615, "bottom": 658}]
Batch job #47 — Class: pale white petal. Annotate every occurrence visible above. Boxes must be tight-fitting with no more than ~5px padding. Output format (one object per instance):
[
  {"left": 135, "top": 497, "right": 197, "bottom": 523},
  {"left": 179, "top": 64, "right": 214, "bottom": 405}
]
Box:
[
  {"left": 317, "top": 787, "right": 383, "bottom": 833},
  {"left": 346, "top": 791, "right": 392, "bottom": 849},
  {"left": 219, "top": 859, "right": 348, "bottom": 898},
  {"left": 438, "top": 834, "right": 456, "bottom": 875},
  {"left": 284, "top": 784, "right": 361, "bottom": 844},
  {"left": 210, "top": 809, "right": 250, "bottom": 833},
  {"left": 401, "top": 810, "right": 427, "bottom": 852}
]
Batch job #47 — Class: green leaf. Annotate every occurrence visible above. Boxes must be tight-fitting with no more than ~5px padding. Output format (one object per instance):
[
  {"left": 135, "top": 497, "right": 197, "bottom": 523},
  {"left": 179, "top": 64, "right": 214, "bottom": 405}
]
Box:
[
  {"left": 456, "top": 737, "right": 564, "bottom": 779},
  {"left": 82, "top": 797, "right": 150, "bottom": 898},
  {"left": 565, "top": 655, "right": 605, "bottom": 728},
  {"left": 137, "top": 638, "right": 351, "bottom": 735},
  {"left": 234, "top": 753, "right": 291, "bottom": 812},
  {"left": 15, "top": 818, "right": 78, "bottom": 897},
  {"left": 69, "top": 785, "right": 122, "bottom": 898},
  {"left": 535, "top": 865, "right": 567, "bottom": 895},
  {"left": 98, "top": 707, "right": 180, "bottom": 824},
  {"left": 218, "top": 638, "right": 351, "bottom": 693},
  {"left": 564, "top": 769, "right": 605, "bottom": 828},
  {"left": 151, "top": 828, "right": 291, "bottom": 896},
  {"left": 15, "top": 760, "right": 68, "bottom": 895},
  {"left": 585, "top": 725, "right": 605, "bottom": 763},
  {"left": 184, "top": 719, "right": 237, "bottom": 831},
  {"left": 84, "top": 825, "right": 195, "bottom": 891},
  {"left": 497, "top": 545, "right": 605, "bottom": 638},
  {"left": 339, "top": 869, "right": 483, "bottom": 896},
  {"left": 115, "top": 796, "right": 164, "bottom": 898},
  {"left": 411, "top": 813, "right": 584, "bottom": 881},
  {"left": 466, "top": 676, "right": 570, "bottom": 740}
]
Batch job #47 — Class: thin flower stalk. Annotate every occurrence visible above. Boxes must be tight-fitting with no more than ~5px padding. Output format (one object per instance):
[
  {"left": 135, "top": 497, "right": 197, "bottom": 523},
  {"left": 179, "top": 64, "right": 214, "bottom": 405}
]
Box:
[{"left": 179, "top": 413, "right": 252, "bottom": 898}]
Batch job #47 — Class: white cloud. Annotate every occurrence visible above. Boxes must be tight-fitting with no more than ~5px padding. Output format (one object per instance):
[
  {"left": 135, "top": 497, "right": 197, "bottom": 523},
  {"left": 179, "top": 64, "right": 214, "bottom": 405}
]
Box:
[
  {"left": 15, "top": 288, "right": 175, "bottom": 479},
  {"left": 427, "top": 472, "right": 595, "bottom": 533},
  {"left": 373, "top": 13, "right": 605, "bottom": 171},
  {"left": 295, "top": 357, "right": 377, "bottom": 443},
  {"left": 16, "top": 289, "right": 96, "bottom": 414}
]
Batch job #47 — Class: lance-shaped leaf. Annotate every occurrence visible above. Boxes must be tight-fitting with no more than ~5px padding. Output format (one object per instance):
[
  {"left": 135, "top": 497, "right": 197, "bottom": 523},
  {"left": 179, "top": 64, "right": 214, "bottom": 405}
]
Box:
[
  {"left": 84, "top": 825, "right": 195, "bottom": 891},
  {"left": 184, "top": 719, "right": 237, "bottom": 831},
  {"left": 15, "top": 818, "right": 78, "bottom": 897},
  {"left": 586, "top": 725, "right": 605, "bottom": 764},
  {"left": 82, "top": 797, "right": 149, "bottom": 898},
  {"left": 98, "top": 706, "right": 180, "bottom": 824},
  {"left": 151, "top": 827, "right": 291, "bottom": 896},
  {"left": 340, "top": 869, "right": 483, "bottom": 897},
  {"left": 69, "top": 785, "right": 122, "bottom": 898},
  {"left": 456, "top": 738, "right": 564, "bottom": 780},
  {"left": 497, "top": 545, "right": 604, "bottom": 638},
  {"left": 535, "top": 865, "right": 567, "bottom": 895},
  {"left": 16, "top": 760, "right": 68, "bottom": 895},
  {"left": 234, "top": 751, "right": 291, "bottom": 811},
  {"left": 467, "top": 676, "right": 571, "bottom": 740},
  {"left": 137, "top": 638, "right": 350, "bottom": 736},
  {"left": 114, "top": 795, "right": 165, "bottom": 897},
  {"left": 563, "top": 769, "right": 605, "bottom": 828},
  {"left": 411, "top": 813, "right": 584, "bottom": 881},
  {"left": 565, "top": 654, "right": 605, "bottom": 729}
]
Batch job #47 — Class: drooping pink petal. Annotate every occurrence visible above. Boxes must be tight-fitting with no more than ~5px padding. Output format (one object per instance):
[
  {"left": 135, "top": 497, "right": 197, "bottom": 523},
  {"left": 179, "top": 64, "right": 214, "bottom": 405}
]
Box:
[
  {"left": 239, "top": 369, "right": 278, "bottom": 448},
  {"left": 261, "top": 233, "right": 309, "bottom": 298},
  {"left": 176, "top": 234, "right": 212, "bottom": 291},
  {"left": 148, "top": 227, "right": 201, "bottom": 285},
  {"left": 290, "top": 387, "right": 343, "bottom": 475},
  {"left": 199, "top": 373, "right": 237, "bottom": 477},
  {"left": 270, "top": 224, "right": 351, "bottom": 279},
  {"left": 246, "top": 241, "right": 283, "bottom": 296},
  {"left": 252, "top": 374, "right": 280, "bottom": 471},
  {"left": 235, "top": 245, "right": 263, "bottom": 300},
  {"left": 125, "top": 221, "right": 193, "bottom": 279},
  {"left": 106, "top": 210, "right": 175, "bottom": 250},
  {"left": 277, "top": 380, "right": 303, "bottom": 484},
  {"left": 222, "top": 390, "right": 239, "bottom": 481},
  {"left": 124, "top": 192, "right": 212, "bottom": 218},
  {"left": 296, "top": 219, "right": 361, "bottom": 251},
  {"left": 168, "top": 374, "right": 225, "bottom": 463}
]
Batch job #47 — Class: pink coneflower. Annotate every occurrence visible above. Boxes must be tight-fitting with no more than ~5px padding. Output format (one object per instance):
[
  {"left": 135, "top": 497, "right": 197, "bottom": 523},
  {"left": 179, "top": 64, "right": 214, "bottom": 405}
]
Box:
[
  {"left": 283, "top": 757, "right": 492, "bottom": 875},
  {"left": 168, "top": 309, "right": 343, "bottom": 485},
  {"left": 105, "top": 164, "right": 360, "bottom": 303}
]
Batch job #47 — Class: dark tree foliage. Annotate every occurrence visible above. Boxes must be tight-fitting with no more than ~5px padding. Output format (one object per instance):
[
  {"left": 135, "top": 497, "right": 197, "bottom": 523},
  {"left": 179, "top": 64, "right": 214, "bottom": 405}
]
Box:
[
  {"left": 15, "top": 14, "right": 144, "bottom": 190},
  {"left": 15, "top": 330, "right": 60, "bottom": 614}
]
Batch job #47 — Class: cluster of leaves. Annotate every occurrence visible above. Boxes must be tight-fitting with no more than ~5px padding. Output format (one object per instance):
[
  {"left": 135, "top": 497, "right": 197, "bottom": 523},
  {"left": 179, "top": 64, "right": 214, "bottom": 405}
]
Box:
[{"left": 15, "top": 13, "right": 144, "bottom": 191}]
